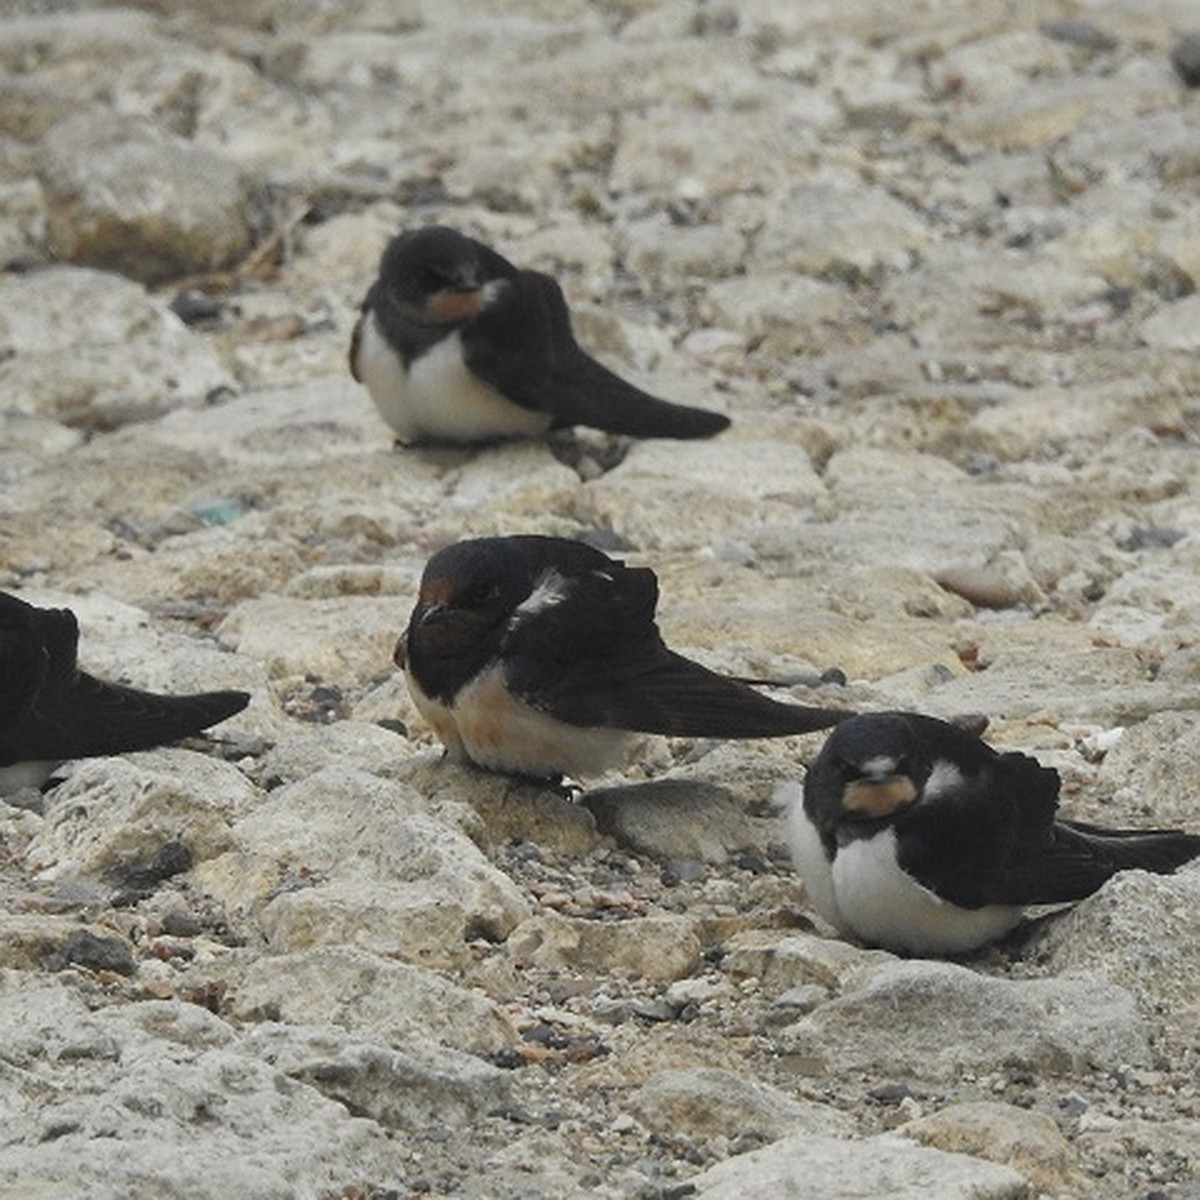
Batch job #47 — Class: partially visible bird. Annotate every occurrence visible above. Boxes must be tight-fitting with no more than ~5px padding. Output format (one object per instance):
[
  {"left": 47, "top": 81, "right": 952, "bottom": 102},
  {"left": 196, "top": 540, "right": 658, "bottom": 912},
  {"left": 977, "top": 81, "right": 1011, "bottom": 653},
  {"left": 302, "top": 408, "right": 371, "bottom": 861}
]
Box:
[
  {"left": 781, "top": 710, "right": 1200, "bottom": 955},
  {"left": 397, "top": 535, "right": 852, "bottom": 779},
  {"left": 0, "top": 592, "right": 250, "bottom": 795},
  {"left": 350, "top": 225, "right": 731, "bottom": 445}
]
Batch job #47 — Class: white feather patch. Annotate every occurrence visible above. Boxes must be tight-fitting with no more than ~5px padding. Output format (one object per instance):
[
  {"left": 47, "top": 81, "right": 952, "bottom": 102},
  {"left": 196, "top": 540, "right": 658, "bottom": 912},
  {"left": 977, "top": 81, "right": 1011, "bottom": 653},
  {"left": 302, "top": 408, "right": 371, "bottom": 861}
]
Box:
[
  {"left": 923, "top": 758, "right": 965, "bottom": 800},
  {"left": 832, "top": 828, "right": 1022, "bottom": 954},
  {"left": 777, "top": 780, "right": 850, "bottom": 936},
  {"left": 355, "top": 314, "right": 551, "bottom": 444},
  {"left": 515, "top": 570, "right": 569, "bottom": 621}
]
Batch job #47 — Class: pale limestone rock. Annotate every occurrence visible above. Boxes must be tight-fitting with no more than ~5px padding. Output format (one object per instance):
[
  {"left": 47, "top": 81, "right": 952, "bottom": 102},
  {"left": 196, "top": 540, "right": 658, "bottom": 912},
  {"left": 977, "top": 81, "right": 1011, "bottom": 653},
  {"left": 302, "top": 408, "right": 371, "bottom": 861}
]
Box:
[
  {"left": 27, "top": 752, "right": 255, "bottom": 880},
  {"left": 38, "top": 112, "right": 250, "bottom": 284},
  {"left": 507, "top": 912, "right": 703, "bottom": 982},
  {"left": 223, "top": 945, "right": 517, "bottom": 1056},
  {"left": 0, "top": 266, "right": 232, "bottom": 428},
  {"left": 904, "top": 1101, "right": 1086, "bottom": 1196},
  {"left": 690, "top": 1131, "right": 1031, "bottom": 1199},
  {"left": 627, "top": 1066, "right": 854, "bottom": 1140},
  {"left": 780, "top": 960, "right": 1150, "bottom": 1079}
]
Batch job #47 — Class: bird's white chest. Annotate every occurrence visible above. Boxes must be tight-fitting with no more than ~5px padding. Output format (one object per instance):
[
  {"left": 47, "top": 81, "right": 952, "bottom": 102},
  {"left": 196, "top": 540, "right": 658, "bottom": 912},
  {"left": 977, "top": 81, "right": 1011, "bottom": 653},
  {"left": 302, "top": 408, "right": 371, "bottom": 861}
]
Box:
[
  {"left": 355, "top": 315, "right": 551, "bottom": 444},
  {"left": 830, "top": 829, "right": 1022, "bottom": 955},
  {"left": 407, "top": 661, "right": 631, "bottom": 778},
  {"left": 779, "top": 782, "right": 846, "bottom": 932}
]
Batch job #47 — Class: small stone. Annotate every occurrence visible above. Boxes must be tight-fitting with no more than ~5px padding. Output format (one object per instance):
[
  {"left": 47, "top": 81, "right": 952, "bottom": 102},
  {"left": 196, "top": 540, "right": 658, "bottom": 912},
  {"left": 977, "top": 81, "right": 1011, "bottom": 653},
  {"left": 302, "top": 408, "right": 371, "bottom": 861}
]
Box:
[
  {"left": 768, "top": 984, "right": 827, "bottom": 1019},
  {"left": 240, "top": 1023, "right": 511, "bottom": 1131},
  {"left": 508, "top": 912, "right": 703, "bottom": 983},
  {"left": 47, "top": 929, "right": 136, "bottom": 976},
  {"left": 585, "top": 779, "right": 760, "bottom": 865},
  {"left": 1170, "top": 33, "right": 1200, "bottom": 88},
  {"left": 1039, "top": 20, "right": 1117, "bottom": 52},
  {"left": 105, "top": 840, "right": 193, "bottom": 899}
]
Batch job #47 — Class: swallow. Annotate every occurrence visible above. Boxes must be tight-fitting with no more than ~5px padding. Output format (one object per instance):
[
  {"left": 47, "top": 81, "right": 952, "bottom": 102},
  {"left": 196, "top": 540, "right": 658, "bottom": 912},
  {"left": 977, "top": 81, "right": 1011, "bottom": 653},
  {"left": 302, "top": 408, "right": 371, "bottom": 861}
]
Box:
[
  {"left": 349, "top": 225, "right": 731, "bottom": 445},
  {"left": 779, "top": 711, "right": 1200, "bottom": 955},
  {"left": 0, "top": 591, "right": 250, "bottom": 795},
  {"left": 396, "top": 535, "right": 853, "bottom": 779}
]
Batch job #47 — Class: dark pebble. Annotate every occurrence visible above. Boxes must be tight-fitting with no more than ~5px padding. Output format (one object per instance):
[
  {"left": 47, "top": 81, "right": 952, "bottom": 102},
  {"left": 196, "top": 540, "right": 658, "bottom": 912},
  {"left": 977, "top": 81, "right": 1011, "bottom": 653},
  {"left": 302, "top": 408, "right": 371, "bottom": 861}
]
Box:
[
  {"left": 490, "top": 1048, "right": 527, "bottom": 1070},
  {"left": 48, "top": 929, "right": 136, "bottom": 976},
  {"left": 868, "top": 1081, "right": 913, "bottom": 1104},
  {"left": 1039, "top": 19, "right": 1117, "bottom": 51},
  {"left": 632, "top": 999, "right": 675, "bottom": 1022},
  {"left": 732, "top": 849, "right": 768, "bottom": 875},
  {"left": 1171, "top": 32, "right": 1200, "bottom": 87},
  {"left": 1118, "top": 526, "right": 1186, "bottom": 551},
  {"left": 169, "top": 288, "right": 228, "bottom": 328},
  {"left": 661, "top": 857, "right": 706, "bottom": 884},
  {"left": 160, "top": 908, "right": 204, "bottom": 937},
  {"left": 106, "top": 840, "right": 193, "bottom": 897}
]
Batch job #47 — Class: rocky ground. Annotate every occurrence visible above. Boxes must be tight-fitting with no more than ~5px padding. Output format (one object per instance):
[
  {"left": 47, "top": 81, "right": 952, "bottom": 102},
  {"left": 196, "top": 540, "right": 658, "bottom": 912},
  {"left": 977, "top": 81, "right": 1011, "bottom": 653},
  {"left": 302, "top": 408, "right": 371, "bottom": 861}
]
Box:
[{"left": 3, "top": 1, "right": 1200, "bottom": 1197}]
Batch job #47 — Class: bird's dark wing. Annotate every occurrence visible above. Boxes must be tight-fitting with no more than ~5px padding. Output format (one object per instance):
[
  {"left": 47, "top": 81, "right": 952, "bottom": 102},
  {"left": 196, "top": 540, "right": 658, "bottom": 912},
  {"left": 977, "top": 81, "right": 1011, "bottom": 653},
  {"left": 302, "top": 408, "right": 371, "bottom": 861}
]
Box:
[
  {"left": 894, "top": 750, "right": 1063, "bottom": 908},
  {"left": 1040, "top": 818, "right": 1200, "bottom": 891},
  {"left": 900, "top": 744, "right": 1200, "bottom": 907},
  {"left": 466, "top": 269, "right": 729, "bottom": 438},
  {"left": 1, "top": 671, "right": 249, "bottom": 766},
  {"left": 535, "top": 272, "right": 729, "bottom": 439},
  {"left": 502, "top": 565, "right": 850, "bottom": 737},
  {"left": 0, "top": 592, "right": 55, "bottom": 732},
  {"left": 460, "top": 271, "right": 557, "bottom": 415}
]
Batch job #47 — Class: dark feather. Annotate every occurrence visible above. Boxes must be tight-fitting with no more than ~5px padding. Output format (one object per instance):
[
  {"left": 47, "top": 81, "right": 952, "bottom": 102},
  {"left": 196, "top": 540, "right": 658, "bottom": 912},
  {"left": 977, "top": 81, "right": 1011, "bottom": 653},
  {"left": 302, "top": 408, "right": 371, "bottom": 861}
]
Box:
[
  {"left": 0, "top": 591, "right": 249, "bottom": 769},
  {"left": 501, "top": 553, "right": 849, "bottom": 736},
  {"left": 891, "top": 732, "right": 1200, "bottom": 908},
  {"left": 2, "top": 674, "right": 249, "bottom": 766}
]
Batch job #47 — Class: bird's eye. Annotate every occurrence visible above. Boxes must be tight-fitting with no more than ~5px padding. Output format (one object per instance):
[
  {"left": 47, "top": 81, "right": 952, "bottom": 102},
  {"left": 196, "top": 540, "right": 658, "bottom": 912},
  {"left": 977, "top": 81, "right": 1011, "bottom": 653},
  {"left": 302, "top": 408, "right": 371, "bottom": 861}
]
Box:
[
  {"left": 417, "top": 267, "right": 446, "bottom": 291},
  {"left": 460, "top": 583, "right": 500, "bottom": 609}
]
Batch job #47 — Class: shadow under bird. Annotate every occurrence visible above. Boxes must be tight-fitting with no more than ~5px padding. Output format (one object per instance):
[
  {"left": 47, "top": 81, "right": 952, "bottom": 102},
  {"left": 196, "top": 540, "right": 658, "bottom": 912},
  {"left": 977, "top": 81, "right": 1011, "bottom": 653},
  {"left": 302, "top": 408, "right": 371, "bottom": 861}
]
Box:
[
  {"left": 0, "top": 591, "right": 250, "bottom": 795},
  {"left": 780, "top": 710, "right": 1200, "bottom": 955},
  {"left": 396, "top": 535, "right": 853, "bottom": 780},
  {"left": 350, "top": 224, "right": 731, "bottom": 445}
]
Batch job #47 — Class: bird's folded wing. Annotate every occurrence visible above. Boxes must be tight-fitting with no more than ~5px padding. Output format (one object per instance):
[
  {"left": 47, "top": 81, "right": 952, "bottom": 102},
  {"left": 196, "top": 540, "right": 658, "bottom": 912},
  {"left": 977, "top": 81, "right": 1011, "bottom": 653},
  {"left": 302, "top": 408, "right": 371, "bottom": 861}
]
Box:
[
  {"left": 5, "top": 673, "right": 249, "bottom": 764},
  {"left": 461, "top": 270, "right": 556, "bottom": 414},
  {"left": 503, "top": 568, "right": 848, "bottom": 736}
]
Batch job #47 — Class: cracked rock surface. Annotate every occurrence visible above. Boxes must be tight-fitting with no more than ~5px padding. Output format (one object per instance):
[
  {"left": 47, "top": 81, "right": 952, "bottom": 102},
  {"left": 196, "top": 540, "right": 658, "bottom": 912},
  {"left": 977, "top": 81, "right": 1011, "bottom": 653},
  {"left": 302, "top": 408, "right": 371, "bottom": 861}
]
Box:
[{"left": 3, "top": 2, "right": 1200, "bottom": 1196}]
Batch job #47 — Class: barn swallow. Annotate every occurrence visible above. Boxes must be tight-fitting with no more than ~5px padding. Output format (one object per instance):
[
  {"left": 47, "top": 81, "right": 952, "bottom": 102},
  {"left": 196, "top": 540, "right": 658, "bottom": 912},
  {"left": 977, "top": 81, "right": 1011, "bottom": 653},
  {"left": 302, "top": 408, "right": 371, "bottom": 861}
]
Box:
[
  {"left": 396, "top": 535, "right": 852, "bottom": 779},
  {"left": 349, "top": 225, "right": 731, "bottom": 445},
  {"left": 779, "top": 711, "right": 1200, "bottom": 955},
  {"left": 0, "top": 592, "right": 250, "bottom": 795}
]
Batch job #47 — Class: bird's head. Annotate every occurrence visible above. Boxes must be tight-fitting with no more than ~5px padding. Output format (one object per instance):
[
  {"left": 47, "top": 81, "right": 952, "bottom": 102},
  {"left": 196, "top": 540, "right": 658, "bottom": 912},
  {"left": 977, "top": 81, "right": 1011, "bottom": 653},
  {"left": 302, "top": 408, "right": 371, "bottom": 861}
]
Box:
[
  {"left": 398, "top": 539, "right": 535, "bottom": 682},
  {"left": 377, "top": 226, "right": 488, "bottom": 325},
  {"left": 805, "top": 712, "right": 926, "bottom": 829}
]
